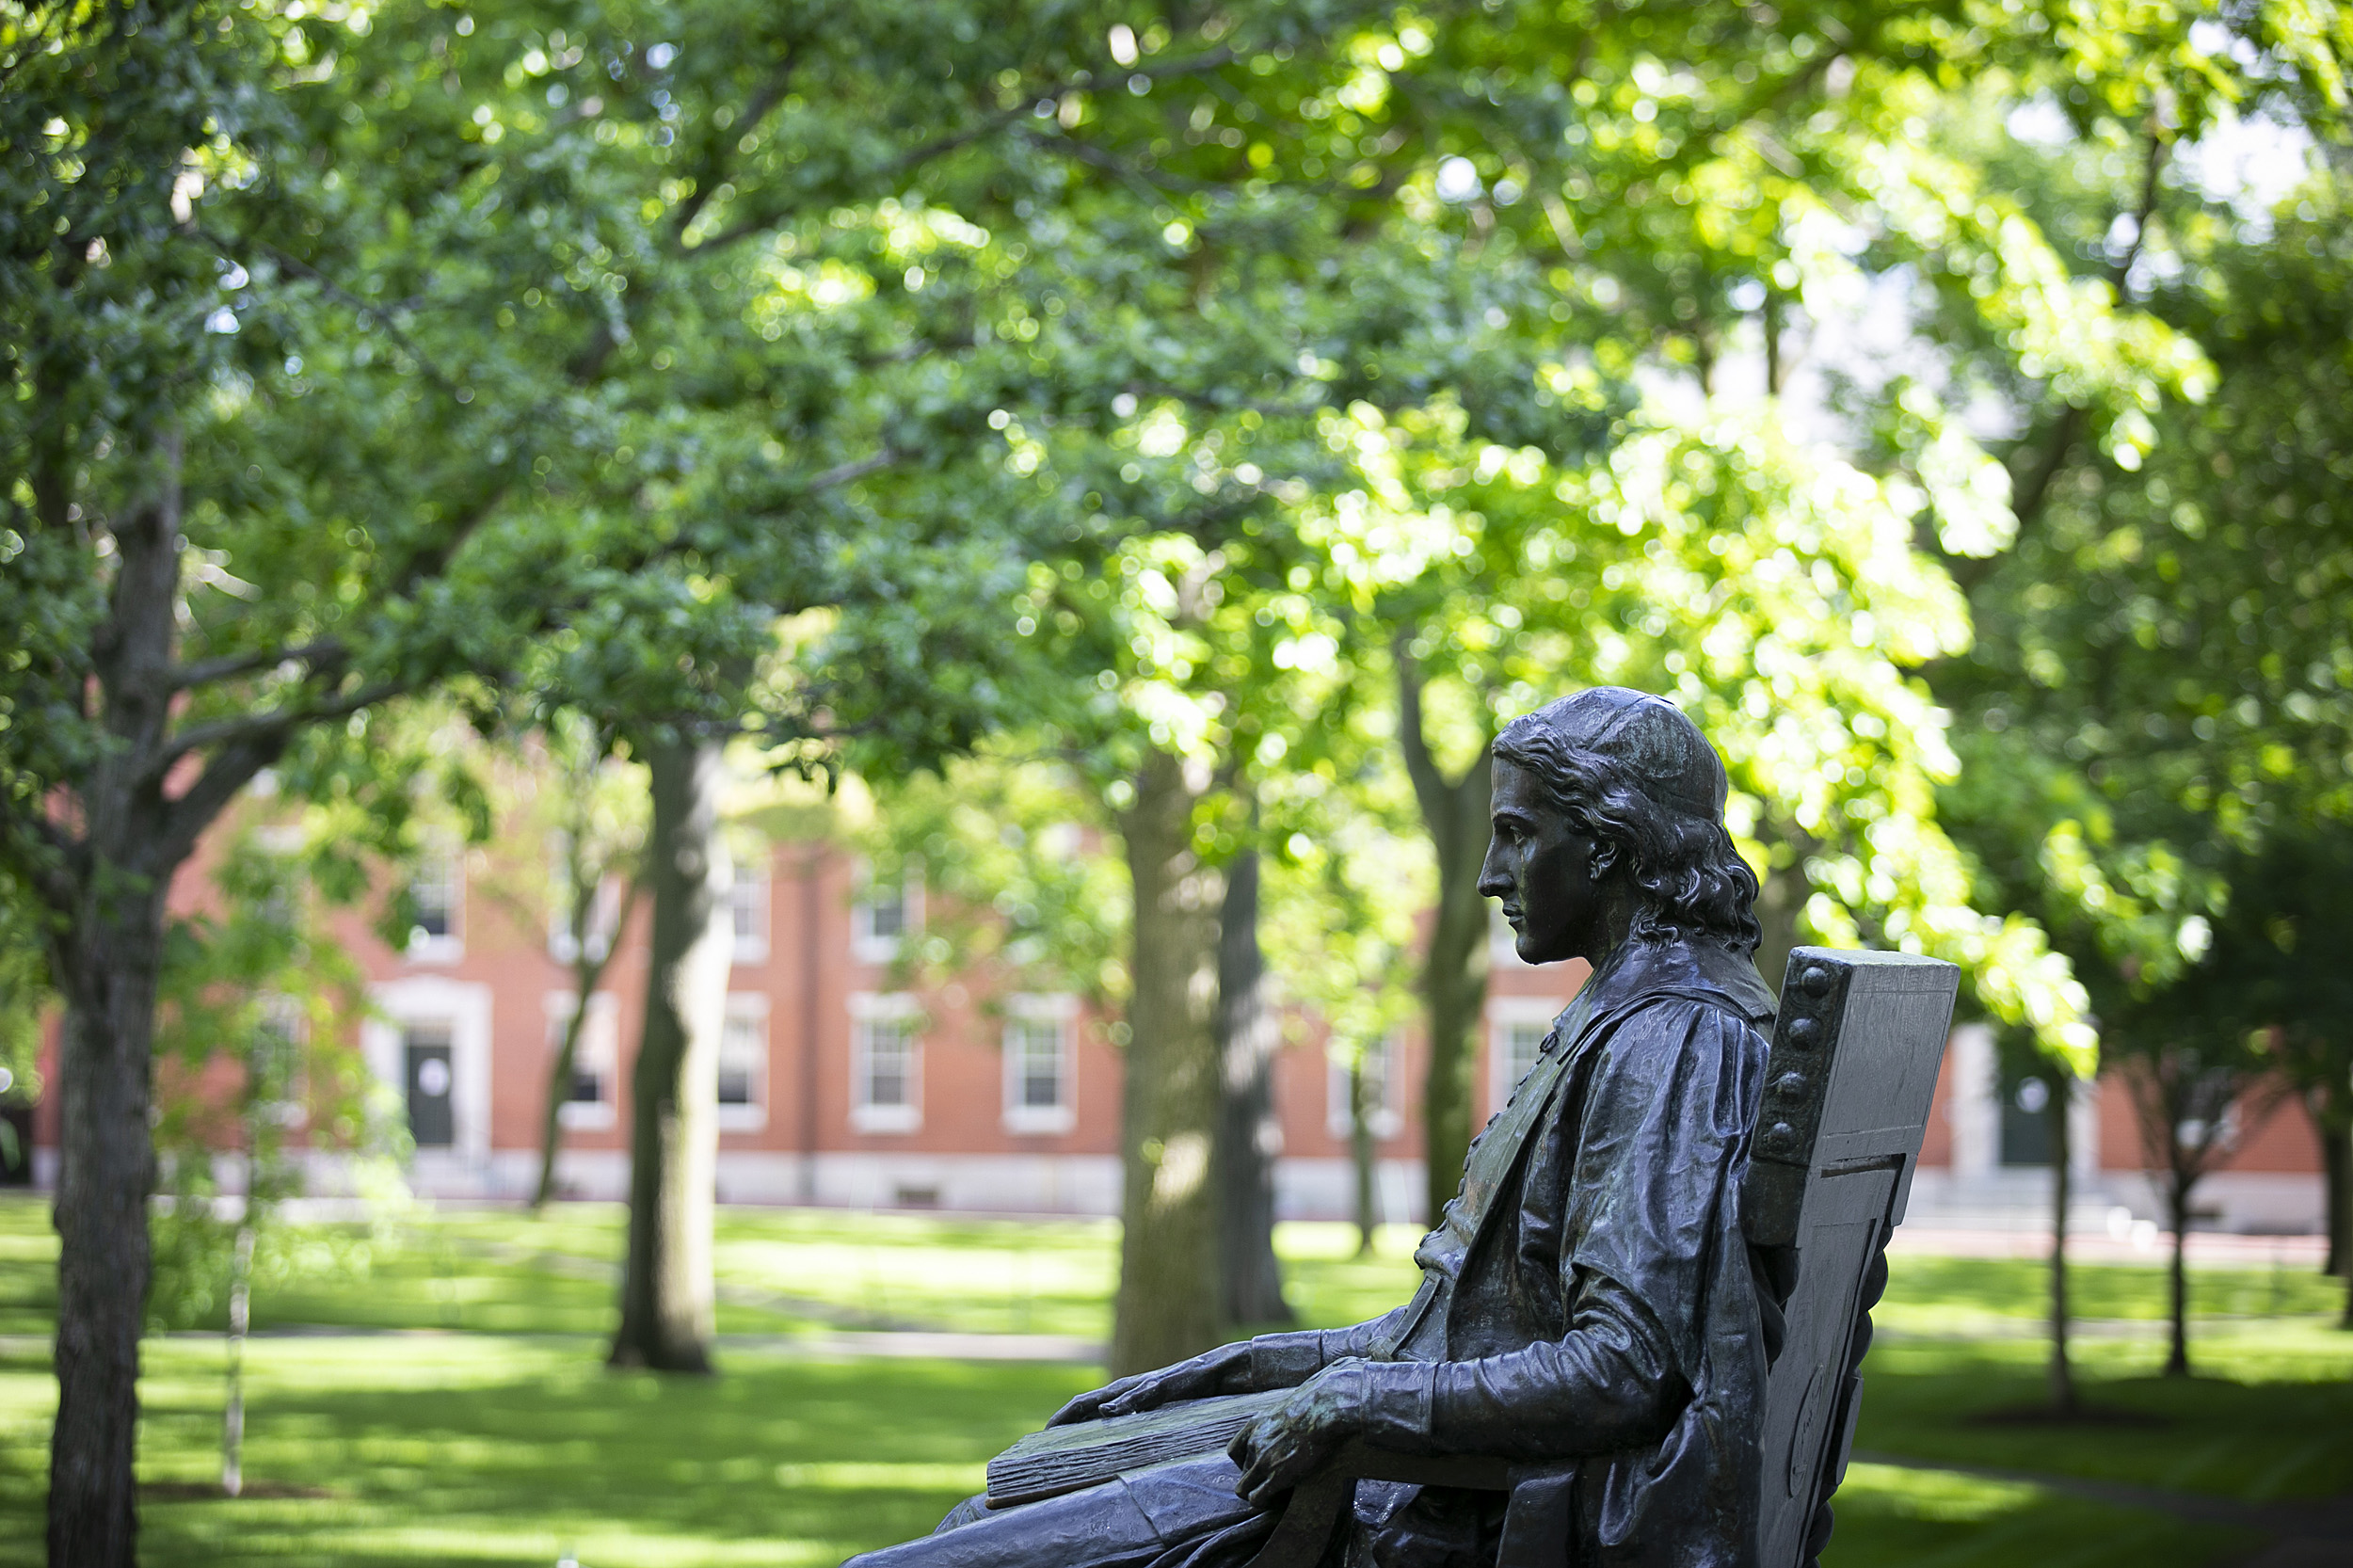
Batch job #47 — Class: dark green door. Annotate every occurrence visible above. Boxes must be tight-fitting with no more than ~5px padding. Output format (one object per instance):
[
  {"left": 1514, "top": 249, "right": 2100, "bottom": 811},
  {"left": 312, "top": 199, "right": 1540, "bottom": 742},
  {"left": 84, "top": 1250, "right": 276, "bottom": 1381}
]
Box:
[{"left": 405, "top": 1029, "right": 455, "bottom": 1149}]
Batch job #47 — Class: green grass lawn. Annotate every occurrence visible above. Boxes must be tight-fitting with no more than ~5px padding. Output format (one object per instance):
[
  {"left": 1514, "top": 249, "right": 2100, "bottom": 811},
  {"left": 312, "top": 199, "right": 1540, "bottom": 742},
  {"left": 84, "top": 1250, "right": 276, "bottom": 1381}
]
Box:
[{"left": 0, "top": 1192, "right": 2345, "bottom": 1567}]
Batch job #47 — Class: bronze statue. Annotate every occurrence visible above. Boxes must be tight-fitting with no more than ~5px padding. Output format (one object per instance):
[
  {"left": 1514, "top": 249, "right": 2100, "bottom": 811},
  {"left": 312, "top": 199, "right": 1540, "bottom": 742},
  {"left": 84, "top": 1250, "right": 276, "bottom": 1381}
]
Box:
[{"left": 844, "top": 687, "right": 1953, "bottom": 1568}]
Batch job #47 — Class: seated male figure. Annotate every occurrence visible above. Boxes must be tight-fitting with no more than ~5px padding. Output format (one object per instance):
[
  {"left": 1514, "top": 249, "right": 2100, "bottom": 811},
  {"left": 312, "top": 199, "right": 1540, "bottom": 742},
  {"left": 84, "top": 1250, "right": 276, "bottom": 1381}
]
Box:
[{"left": 847, "top": 688, "right": 1779, "bottom": 1568}]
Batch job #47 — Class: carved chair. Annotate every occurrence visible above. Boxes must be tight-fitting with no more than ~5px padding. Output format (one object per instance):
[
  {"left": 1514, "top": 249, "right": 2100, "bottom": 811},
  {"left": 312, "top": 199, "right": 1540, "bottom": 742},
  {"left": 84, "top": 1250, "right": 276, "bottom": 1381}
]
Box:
[{"left": 1240, "top": 947, "right": 1959, "bottom": 1568}]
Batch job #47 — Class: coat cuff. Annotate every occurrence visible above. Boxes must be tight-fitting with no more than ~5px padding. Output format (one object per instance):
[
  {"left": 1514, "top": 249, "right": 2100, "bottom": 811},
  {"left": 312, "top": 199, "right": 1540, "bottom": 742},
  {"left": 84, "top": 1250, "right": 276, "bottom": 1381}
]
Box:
[
  {"left": 1248, "top": 1332, "right": 1327, "bottom": 1388},
  {"left": 1323, "top": 1357, "right": 1436, "bottom": 1451}
]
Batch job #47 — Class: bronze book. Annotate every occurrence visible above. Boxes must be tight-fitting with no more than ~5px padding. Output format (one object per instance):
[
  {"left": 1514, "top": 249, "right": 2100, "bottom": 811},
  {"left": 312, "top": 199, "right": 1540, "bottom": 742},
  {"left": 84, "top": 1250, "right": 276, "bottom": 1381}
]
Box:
[{"left": 984, "top": 1390, "right": 1291, "bottom": 1507}]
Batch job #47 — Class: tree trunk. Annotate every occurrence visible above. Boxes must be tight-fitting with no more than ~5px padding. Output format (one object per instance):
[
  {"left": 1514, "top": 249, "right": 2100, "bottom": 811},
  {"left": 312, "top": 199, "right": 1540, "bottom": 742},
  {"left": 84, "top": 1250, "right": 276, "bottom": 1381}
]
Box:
[
  {"left": 222, "top": 1223, "right": 253, "bottom": 1497},
  {"left": 50, "top": 902, "right": 168, "bottom": 1566},
  {"left": 610, "top": 737, "right": 728, "bottom": 1372},
  {"left": 2165, "top": 1171, "right": 2192, "bottom": 1378},
  {"left": 2045, "top": 1077, "right": 2076, "bottom": 1414},
  {"left": 535, "top": 873, "right": 632, "bottom": 1210},
  {"left": 1397, "top": 643, "right": 1491, "bottom": 1229},
  {"left": 48, "top": 437, "right": 224, "bottom": 1568},
  {"left": 1212, "top": 847, "right": 1289, "bottom": 1328},
  {"left": 2319, "top": 1103, "right": 2348, "bottom": 1279},
  {"left": 1350, "top": 1057, "right": 1378, "bottom": 1258},
  {"left": 2330, "top": 1110, "right": 2353, "bottom": 1331},
  {"left": 1751, "top": 831, "right": 1813, "bottom": 997},
  {"left": 1110, "top": 747, "right": 1225, "bottom": 1376},
  {"left": 535, "top": 999, "right": 590, "bottom": 1209}
]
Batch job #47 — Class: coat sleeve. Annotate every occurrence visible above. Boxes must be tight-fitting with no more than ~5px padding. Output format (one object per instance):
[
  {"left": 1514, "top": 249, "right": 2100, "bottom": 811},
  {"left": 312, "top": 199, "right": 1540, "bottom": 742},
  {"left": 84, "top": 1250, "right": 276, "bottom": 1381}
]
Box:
[
  {"left": 1410, "top": 1000, "right": 1760, "bottom": 1461},
  {"left": 1247, "top": 1302, "right": 1419, "bottom": 1386}
]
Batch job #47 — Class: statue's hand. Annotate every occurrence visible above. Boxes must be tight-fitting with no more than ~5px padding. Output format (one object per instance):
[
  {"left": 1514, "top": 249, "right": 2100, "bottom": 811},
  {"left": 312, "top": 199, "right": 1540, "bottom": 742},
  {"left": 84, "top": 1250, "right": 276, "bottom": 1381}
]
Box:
[
  {"left": 1046, "top": 1339, "right": 1254, "bottom": 1427},
  {"left": 1227, "top": 1361, "right": 1364, "bottom": 1508}
]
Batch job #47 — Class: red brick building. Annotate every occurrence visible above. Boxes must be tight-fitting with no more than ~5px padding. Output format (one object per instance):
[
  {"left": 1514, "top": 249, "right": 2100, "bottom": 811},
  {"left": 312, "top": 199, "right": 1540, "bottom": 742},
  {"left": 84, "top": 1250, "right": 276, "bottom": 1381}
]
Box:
[{"left": 28, "top": 829, "right": 2328, "bottom": 1233}]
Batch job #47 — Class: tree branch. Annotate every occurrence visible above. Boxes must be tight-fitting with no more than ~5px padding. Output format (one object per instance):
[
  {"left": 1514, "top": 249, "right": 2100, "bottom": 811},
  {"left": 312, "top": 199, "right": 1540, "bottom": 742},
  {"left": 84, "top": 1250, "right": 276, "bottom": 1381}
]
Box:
[
  {"left": 152, "top": 678, "right": 407, "bottom": 777},
  {"left": 668, "top": 47, "right": 802, "bottom": 248},
  {"left": 157, "top": 736, "right": 290, "bottom": 872},
  {"left": 169, "top": 637, "right": 348, "bottom": 692},
  {"left": 802, "top": 447, "right": 903, "bottom": 493},
  {"left": 1989, "top": 124, "right": 2172, "bottom": 557},
  {"left": 0, "top": 805, "right": 85, "bottom": 917},
  {"left": 683, "top": 46, "right": 1240, "bottom": 256},
  {"left": 200, "top": 230, "right": 461, "bottom": 400},
  {"left": 1395, "top": 628, "right": 1446, "bottom": 821}
]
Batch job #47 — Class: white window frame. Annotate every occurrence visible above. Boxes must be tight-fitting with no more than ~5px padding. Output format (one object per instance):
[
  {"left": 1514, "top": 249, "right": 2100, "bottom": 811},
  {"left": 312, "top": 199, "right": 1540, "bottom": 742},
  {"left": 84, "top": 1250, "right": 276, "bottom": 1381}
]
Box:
[
  {"left": 851, "top": 864, "right": 924, "bottom": 965},
  {"left": 728, "top": 859, "right": 771, "bottom": 966},
  {"left": 1001, "top": 993, "right": 1078, "bottom": 1135},
  {"left": 405, "top": 838, "right": 465, "bottom": 963},
  {"left": 718, "top": 993, "right": 769, "bottom": 1131},
  {"left": 545, "top": 990, "right": 619, "bottom": 1130},
  {"left": 546, "top": 837, "right": 625, "bottom": 966},
  {"left": 1488, "top": 996, "right": 1567, "bottom": 1114},
  {"left": 1327, "top": 1032, "right": 1404, "bottom": 1141},
  {"left": 849, "top": 992, "right": 923, "bottom": 1133}
]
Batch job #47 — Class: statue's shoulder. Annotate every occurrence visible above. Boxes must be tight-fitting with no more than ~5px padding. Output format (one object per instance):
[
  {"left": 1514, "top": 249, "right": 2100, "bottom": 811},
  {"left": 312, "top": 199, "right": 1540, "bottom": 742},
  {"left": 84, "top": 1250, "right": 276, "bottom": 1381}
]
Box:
[{"left": 1579, "top": 939, "right": 1775, "bottom": 1039}]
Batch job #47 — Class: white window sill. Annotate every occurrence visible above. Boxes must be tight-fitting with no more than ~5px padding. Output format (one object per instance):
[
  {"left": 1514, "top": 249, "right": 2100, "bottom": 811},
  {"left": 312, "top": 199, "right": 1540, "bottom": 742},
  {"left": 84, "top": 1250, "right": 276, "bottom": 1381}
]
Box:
[
  {"left": 732, "top": 939, "right": 769, "bottom": 967},
  {"left": 1325, "top": 1112, "right": 1403, "bottom": 1142},
  {"left": 851, "top": 936, "right": 903, "bottom": 966},
  {"left": 850, "top": 1104, "right": 920, "bottom": 1134},
  {"left": 405, "top": 934, "right": 464, "bottom": 965},
  {"left": 558, "top": 1101, "right": 615, "bottom": 1130},
  {"left": 1003, "top": 1106, "right": 1076, "bottom": 1136},
  {"left": 717, "top": 1103, "right": 767, "bottom": 1133}
]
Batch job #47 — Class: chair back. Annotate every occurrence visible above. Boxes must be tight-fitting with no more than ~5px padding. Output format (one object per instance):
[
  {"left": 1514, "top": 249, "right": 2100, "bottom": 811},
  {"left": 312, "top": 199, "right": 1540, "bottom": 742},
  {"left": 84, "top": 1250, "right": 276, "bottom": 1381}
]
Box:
[{"left": 1745, "top": 946, "right": 1959, "bottom": 1568}]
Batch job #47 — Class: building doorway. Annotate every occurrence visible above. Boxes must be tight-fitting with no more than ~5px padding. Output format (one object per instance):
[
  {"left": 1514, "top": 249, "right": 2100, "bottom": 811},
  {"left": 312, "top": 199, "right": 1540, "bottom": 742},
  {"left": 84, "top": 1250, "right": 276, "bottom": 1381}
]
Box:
[{"left": 405, "top": 1024, "right": 456, "bottom": 1149}]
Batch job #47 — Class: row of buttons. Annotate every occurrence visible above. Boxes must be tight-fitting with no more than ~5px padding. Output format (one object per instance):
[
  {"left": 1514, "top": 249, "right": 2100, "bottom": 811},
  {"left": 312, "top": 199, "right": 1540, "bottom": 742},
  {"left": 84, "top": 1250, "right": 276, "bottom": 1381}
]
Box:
[{"left": 1759, "top": 961, "right": 1839, "bottom": 1161}]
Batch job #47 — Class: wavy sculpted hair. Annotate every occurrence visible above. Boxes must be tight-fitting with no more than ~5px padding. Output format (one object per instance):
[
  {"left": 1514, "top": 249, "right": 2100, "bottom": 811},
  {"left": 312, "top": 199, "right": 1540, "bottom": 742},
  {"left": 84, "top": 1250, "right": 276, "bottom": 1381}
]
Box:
[{"left": 1491, "top": 717, "right": 1763, "bottom": 955}]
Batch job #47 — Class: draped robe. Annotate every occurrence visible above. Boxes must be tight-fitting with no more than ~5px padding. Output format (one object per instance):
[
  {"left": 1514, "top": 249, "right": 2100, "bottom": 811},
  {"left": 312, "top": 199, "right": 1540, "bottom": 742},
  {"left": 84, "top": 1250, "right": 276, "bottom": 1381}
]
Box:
[{"left": 845, "top": 936, "right": 1777, "bottom": 1568}]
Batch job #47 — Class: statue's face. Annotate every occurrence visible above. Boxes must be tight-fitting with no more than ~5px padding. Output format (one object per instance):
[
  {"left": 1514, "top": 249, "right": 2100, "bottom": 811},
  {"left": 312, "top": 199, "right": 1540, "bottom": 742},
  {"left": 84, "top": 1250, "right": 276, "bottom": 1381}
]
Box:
[{"left": 1478, "top": 757, "right": 1622, "bottom": 966}]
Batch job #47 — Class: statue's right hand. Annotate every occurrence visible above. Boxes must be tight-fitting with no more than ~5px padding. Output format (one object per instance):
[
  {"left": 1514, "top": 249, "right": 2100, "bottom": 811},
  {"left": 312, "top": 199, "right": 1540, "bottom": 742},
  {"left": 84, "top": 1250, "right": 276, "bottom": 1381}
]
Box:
[{"left": 1045, "top": 1341, "right": 1253, "bottom": 1427}]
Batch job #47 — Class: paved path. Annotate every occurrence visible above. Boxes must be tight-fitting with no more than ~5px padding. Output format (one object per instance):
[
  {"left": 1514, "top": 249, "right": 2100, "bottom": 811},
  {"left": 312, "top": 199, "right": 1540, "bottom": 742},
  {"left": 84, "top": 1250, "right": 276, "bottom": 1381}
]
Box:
[{"left": 1887, "top": 1224, "right": 2329, "bottom": 1269}]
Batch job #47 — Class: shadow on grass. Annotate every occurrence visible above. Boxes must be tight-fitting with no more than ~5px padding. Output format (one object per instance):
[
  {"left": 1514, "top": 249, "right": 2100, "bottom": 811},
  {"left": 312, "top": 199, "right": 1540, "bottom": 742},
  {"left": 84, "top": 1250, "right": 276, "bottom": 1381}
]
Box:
[
  {"left": 1823, "top": 1462, "right": 2251, "bottom": 1568},
  {"left": 1857, "top": 1335, "right": 2353, "bottom": 1503},
  {"left": 5, "top": 1337, "right": 1097, "bottom": 1568}
]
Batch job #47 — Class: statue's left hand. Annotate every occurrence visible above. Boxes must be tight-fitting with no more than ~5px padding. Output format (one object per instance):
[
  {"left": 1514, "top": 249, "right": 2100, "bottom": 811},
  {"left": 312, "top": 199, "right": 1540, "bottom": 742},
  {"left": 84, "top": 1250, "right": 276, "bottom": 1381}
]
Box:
[
  {"left": 1227, "top": 1362, "right": 1361, "bottom": 1508},
  {"left": 1048, "top": 1339, "right": 1254, "bottom": 1427}
]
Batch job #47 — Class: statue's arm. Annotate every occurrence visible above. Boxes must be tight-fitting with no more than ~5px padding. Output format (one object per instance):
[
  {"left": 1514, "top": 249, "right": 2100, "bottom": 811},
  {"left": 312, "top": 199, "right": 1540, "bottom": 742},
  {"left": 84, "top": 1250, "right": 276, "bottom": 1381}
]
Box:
[
  {"left": 1049, "top": 1304, "right": 1422, "bottom": 1427},
  {"left": 1420, "top": 1286, "right": 1682, "bottom": 1456},
  {"left": 1243, "top": 1302, "right": 1417, "bottom": 1386}
]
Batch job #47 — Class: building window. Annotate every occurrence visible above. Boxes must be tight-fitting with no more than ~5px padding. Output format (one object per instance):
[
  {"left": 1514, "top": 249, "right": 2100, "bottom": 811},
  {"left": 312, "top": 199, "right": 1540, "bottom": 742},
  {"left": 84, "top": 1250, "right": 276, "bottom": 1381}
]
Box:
[
  {"left": 406, "top": 840, "right": 463, "bottom": 960},
  {"left": 254, "top": 994, "right": 309, "bottom": 1128},
  {"left": 1497, "top": 1021, "right": 1547, "bottom": 1107},
  {"left": 1002, "top": 996, "right": 1077, "bottom": 1135},
  {"left": 1327, "top": 1032, "right": 1403, "bottom": 1141},
  {"left": 1487, "top": 998, "right": 1567, "bottom": 1113},
  {"left": 403, "top": 1021, "right": 456, "bottom": 1148},
  {"left": 729, "top": 860, "right": 770, "bottom": 966},
  {"left": 850, "top": 994, "right": 921, "bottom": 1133},
  {"left": 546, "top": 992, "right": 618, "bottom": 1129},
  {"left": 718, "top": 996, "right": 768, "bottom": 1130},
  {"left": 852, "top": 867, "right": 923, "bottom": 964},
  {"left": 547, "top": 838, "right": 624, "bottom": 965}
]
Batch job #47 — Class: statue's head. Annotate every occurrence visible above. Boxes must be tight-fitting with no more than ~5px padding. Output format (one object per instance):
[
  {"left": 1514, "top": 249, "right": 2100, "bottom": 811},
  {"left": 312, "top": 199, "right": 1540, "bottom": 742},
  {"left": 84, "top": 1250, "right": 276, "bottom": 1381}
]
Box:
[{"left": 1480, "top": 687, "right": 1761, "bottom": 966}]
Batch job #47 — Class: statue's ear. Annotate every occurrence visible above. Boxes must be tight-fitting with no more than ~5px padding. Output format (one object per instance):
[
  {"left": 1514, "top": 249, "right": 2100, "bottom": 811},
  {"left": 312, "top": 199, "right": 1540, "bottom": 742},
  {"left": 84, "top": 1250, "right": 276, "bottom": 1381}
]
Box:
[{"left": 1588, "top": 839, "right": 1620, "bottom": 880}]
